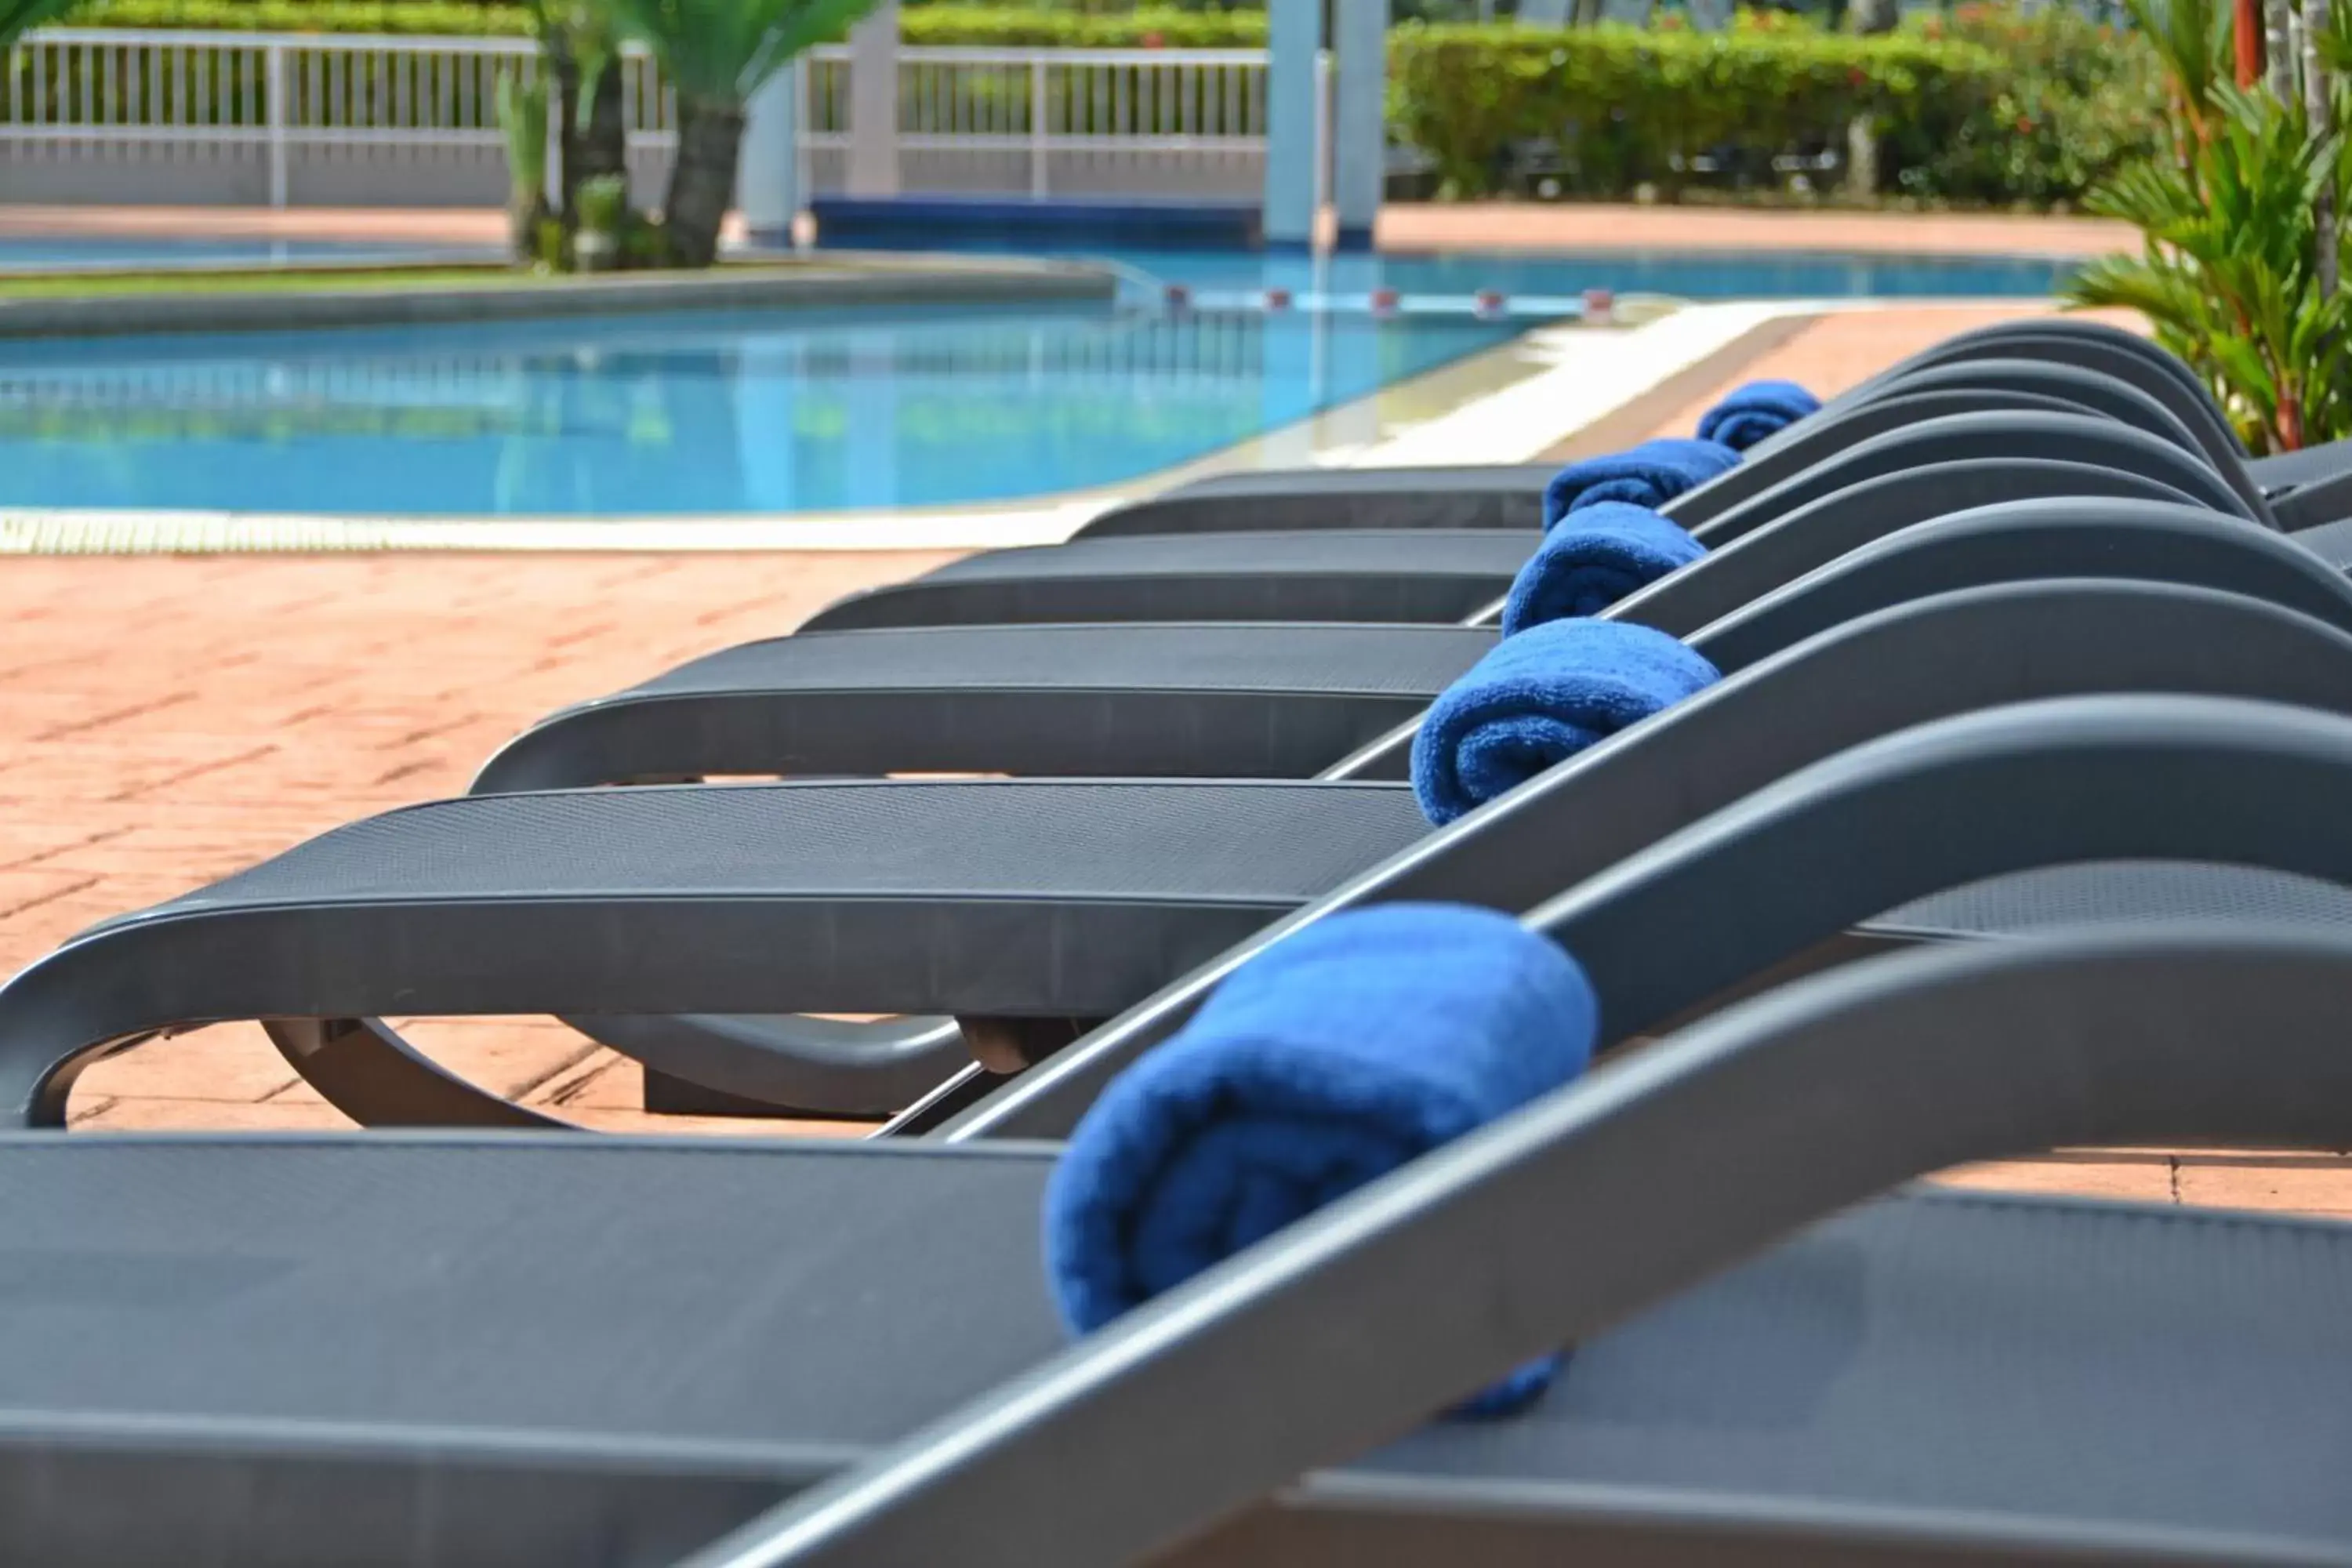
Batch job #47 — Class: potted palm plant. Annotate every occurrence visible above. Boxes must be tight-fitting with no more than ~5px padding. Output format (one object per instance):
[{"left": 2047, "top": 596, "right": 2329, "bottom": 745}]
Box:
[
  {"left": 572, "top": 172, "right": 630, "bottom": 271},
  {"left": 0, "top": 0, "right": 72, "bottom": 52},
  {"left": 2066, "top": 0, "right": 2351, "bottom": 452},
  {"left": 596, "top": 0, "right": 878, "bottom": 267}
]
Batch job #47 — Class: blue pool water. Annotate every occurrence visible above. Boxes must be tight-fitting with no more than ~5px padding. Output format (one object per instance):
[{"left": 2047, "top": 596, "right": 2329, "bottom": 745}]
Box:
[
  {"left": 905, "top": 244, "right": 2082, "bottom": 305},
  {"left": 0, "top": 247, "right": 2073, "bottom": 517}
]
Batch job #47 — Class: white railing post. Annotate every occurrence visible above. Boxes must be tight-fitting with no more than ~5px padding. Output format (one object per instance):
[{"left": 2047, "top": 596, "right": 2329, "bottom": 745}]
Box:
[
  {"left": 264, "top": 39, "right": 288, "bottom": 208},
  {"left": 1330, "top": 4, "right": 1386, "bottom": 250},
  {"left": 738, "top": 61, "right": 800, "bottom": 244},
  {"left": 846, "top": 0, "right": 898, "bottom": 197},
  {"left": 793, "top": 52, "right": 812, "bottom": 214},
  {"left": 1029, "top": 55, "right": 1047, "bottom": 198},
  {"left": 1262, "top": 0, "right": 1322, "bottom": 249},
  {"left": 541, "top": 49, "right": 563, "bottom": 210},
  {"left": 1312, "top": 46, "right": 1332, "bottom": 231}
]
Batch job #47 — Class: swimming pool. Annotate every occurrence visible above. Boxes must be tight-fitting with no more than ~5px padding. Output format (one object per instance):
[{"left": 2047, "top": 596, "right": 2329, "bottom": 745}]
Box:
[{"left": 0, "top": 247, "right": 2072, "bottom": 517}]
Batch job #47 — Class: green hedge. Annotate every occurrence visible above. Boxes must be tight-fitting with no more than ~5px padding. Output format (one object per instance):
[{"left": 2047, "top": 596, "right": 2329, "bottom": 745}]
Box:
[
  {"left": 1388, "top": 21, "right": 2005, "bottom": 199},
  {"left": 59, "top": 0, "right": 1270, "bottom": 42},
  {"left": 1887, "top": 4, "right": 2164, "bottom": 207},
  {"left": 64, "top": 0, "right": 537, "bottom": 34},
  {"left": 900, "top": 5, "right": 1264, "bottom": 46}
]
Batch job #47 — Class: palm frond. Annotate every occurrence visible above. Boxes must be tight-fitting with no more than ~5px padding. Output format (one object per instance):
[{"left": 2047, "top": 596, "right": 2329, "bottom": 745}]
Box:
[
  {"left": 594, "top": 0, "right": 874, "bottom": 105},
  {"left": 1, "top": 0, "right": 81, "bottom": 52}
]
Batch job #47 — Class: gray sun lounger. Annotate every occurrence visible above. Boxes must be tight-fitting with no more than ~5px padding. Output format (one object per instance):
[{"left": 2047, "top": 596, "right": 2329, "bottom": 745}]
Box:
[
  {"left": 780, "top": 339, "right": 2267, "bottom": 638},
  {"left": 473, "top": 484, "right": 2335, "bottom": 1111},
  {"left": 1077, "top": 344, "right": 2240, "bottom": 539},
  {"left": 3, "top": 699, "right": 2352, "bottom": 1565},
  {"left": 15, "top": 554, "right": 2352, "bottom": 1131},
  {"left": 800, "top": 407, "right": 2249, "bottom": 632},
  {"left": 476, "top": 468, "right": 2214, "bottom": 792},
  {"left": 1105, "top": 316, "right": 2351, "bottom": 539}
]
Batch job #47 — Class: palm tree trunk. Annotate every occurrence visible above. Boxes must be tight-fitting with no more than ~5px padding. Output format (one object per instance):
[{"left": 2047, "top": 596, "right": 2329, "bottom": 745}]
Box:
[
  {"left": 574, "top": 52, "right": 627, "bottom": 190},
  {"left": 2264, "top": 0, "right": 2295, "bottom": 102},
  {"left": 662, "top": 96, "right": 746, "bottom": 269},
  {"left": 2234, "top": 0, "right": 2264, "bottom": 86},
  {"left": 2308, "top": 0, "right": 2338, "bottom": 299},
  {"left": 550, "top": 31, "right": 582, "bottom": 227}
]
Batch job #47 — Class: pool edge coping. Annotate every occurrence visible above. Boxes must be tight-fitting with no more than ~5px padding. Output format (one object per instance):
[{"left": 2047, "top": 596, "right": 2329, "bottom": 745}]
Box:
[{"left": 0, "top": 253, "right": 1116, "bottom": 339}]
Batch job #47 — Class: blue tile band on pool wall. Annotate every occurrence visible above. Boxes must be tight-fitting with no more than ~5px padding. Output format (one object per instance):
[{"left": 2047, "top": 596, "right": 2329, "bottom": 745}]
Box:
[
  {"left": 0, "top": 248, "right": 2075, "bottom": 518},
  {"left": 809, "top": 196, "right": 1265, "bottom": 250}
]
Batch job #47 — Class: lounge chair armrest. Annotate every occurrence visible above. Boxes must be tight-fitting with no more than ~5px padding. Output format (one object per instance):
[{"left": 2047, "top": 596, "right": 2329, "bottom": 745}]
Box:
[
  {"left": 1687, "top": 495, "right": 2352, "bottom": 670},
  {"left": 1614, "top": 460, "right": 2190, "bottom": 640},
  {"left": 1693, "top": 412, "right": 2252, "bottom": 546}
]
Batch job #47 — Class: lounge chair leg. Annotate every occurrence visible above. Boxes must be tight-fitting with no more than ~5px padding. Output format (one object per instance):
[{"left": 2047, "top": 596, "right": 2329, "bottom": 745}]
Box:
[
  {"left": 262, "top": 1018, "right": 568, "bottom": 1129},
  {"left": 956, "top": 1016, "right": 1100, "bottom": 1074}
]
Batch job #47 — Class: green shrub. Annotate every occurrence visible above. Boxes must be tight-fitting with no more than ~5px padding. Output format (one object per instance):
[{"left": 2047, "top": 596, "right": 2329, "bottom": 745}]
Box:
[
  {"left": 1886, "top": 3, "right": 2166, "bottom": 208},
  {"left": 1387, "top": 20, "right": 2005, "bottom": 199}
]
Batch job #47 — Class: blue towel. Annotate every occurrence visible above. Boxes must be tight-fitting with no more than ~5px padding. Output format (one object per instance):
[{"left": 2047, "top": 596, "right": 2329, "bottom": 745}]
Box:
[
  {"left": 1697, "top": 379, "right": 1821, "bottom": 452},
  {"left": 1411, "top": 619, "right": 1721, "bottom": 825},
  {"left": 1542, "top": 437, "right": 1740, "bottom": 525},
  {"left": 1044, "top": 902, "right": 1597, "bottom": 1417},
  {"left": 1502, "top": 502, "right": 1706, "bottom": 632}
]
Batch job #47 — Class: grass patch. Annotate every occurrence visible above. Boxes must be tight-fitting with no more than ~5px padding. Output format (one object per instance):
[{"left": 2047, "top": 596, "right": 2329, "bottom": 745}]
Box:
[{"left": 0, "top": 262, "right": 854, "bottom": 302}]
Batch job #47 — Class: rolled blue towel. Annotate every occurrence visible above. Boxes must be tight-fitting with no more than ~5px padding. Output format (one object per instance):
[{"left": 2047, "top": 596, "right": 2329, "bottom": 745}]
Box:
[
  {"left": 1502, "top": 501, "right": 1705, "bottom": 632},
  {"left": 1411, "top": 619, "right": 1720, "bottom": 825},
  {"left": 1044, "top": 902, "right": 1597, "bottom": 1417},
  {"left": 1542, "top": 437, "right": 1740, "bottom": 524},
  {"left": 1697, "top": 379, "right": 1822, "bottom": 452}
]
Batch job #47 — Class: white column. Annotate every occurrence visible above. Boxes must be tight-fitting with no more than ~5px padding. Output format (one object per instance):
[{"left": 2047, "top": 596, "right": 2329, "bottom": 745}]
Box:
[
  {"left": 736, "top": 66, "right": 800, "bottom": 245},
  {"left": 265, "top": 42, "right": 289, "bottom": 209},
  {"left": 1261, "top": 0, "right": 1322, "bottom": 251},
  {"left": 1330, "top": 0, "right": 1386, "bottom": 252},
  {"left": 848, "top": 0, "right": 899, "bottom": 198}
]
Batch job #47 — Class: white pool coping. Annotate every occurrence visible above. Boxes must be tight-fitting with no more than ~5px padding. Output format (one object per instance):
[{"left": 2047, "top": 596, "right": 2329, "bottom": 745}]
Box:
[{"left": 0, "top": 296, "right": 1998, "bottom": 556}]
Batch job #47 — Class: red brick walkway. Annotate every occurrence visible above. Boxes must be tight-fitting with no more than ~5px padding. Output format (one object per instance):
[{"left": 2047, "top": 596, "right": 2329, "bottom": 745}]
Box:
[
  {"left": 0, "top": 551, "right": 952, "bottom": 1134},
  {"left": 0, "top": 199, "right": 2137, "bottom": 259},
  {"left": 2, "top": 290, "right": 2344, "bottom": 1215}
]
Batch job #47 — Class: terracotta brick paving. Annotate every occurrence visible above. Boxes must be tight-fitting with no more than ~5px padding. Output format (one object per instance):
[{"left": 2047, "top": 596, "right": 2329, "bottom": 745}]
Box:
[
  {"left": 1378, "top": 201, "right": 2136, "bottom": 258},
  {"left": 0, "top": 551, "right": 955, "bottom": 1137},
  {"left": 0, "top": 234, "right": 2343, "bottom": 1211},
  {"left": 1635, "top": 303, "right": 2149, "bottom": 441},
  {"left": 0, "top": 200, "right": 2136, "bottom": 259}
]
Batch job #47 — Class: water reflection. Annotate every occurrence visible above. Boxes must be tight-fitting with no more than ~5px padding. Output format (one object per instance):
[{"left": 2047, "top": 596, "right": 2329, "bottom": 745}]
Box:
[{"left": 0, "top": 299, "right": 1519, "bottom": 515}]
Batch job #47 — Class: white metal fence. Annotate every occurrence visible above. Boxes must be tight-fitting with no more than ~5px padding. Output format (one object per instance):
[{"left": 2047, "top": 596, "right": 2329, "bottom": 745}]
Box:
[
  {"left": 799, "top": 45, "right": 1269, "bottom": 200},
  {"left": 0, "top": 28, "right": 1271, "bottom": 209}
]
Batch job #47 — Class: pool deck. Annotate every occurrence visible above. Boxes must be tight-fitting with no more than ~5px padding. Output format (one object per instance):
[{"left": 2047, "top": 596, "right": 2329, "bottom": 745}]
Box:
[
  {"left": 0, "top": 199, "right": 2141, "bottom": 259},
  {"left": 1, "top": 202, "right": 2343, "bottom": 1218}
]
